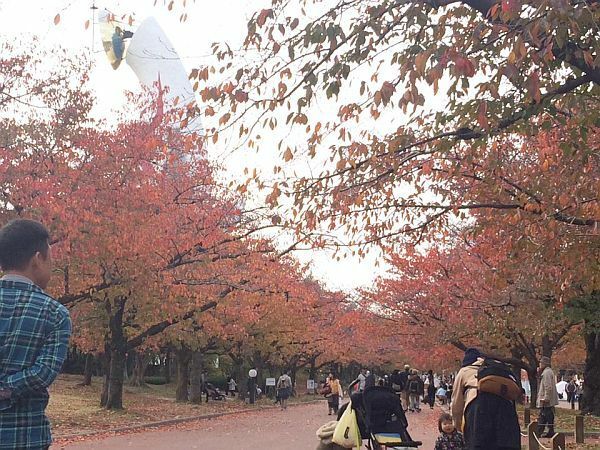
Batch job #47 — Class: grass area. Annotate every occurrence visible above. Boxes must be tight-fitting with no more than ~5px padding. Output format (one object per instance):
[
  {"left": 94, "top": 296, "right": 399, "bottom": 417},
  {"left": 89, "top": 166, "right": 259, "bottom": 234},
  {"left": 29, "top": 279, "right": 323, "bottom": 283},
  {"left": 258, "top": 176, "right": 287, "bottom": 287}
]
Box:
[
  {"left": 516, "top": 404, "right": 600, "bottom": 433},
  {"left": 565, "top": 445, "right": 600, "bottom": 449},
  {"left": 524, "top": 444, "right": 600, "bottom": 450},
  {"left": 47, "top": 374, "right": 321, "bottom": 438}
]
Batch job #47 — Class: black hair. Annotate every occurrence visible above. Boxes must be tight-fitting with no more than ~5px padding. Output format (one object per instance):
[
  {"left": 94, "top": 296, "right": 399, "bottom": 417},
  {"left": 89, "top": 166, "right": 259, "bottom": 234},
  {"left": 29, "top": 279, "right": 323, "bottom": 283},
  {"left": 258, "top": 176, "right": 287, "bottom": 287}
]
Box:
[
  {"left": 0, "top": 219, "right": 50, "bottom": 271},
  {"left": 438, "top": 413, "right": 454, "bottom": 433}
]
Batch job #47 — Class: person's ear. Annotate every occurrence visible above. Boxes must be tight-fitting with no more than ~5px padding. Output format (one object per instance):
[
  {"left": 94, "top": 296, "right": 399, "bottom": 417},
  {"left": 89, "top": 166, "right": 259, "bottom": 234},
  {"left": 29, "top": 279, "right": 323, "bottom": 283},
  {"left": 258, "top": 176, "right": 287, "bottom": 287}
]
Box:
[{"left": 31, "top": 251, "right": 43, "bottom": 268}]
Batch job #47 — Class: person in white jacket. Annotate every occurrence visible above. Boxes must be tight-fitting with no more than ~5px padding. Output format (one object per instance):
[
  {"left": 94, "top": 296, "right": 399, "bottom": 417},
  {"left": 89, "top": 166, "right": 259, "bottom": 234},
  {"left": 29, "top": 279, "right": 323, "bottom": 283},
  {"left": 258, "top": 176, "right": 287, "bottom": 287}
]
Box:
[{"left": 537, "top": 356, "right": 559, "bottom": 437}]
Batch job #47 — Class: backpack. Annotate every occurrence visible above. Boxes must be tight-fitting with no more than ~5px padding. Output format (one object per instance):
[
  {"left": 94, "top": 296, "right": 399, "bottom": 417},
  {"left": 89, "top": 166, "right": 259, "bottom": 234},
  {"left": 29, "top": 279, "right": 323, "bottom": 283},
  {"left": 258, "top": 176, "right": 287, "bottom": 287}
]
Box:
[
  {"left": 476, "top": 358, "right": 521, "bottom": 401},
  {"left": 278, "top": 376, "right": 290, "bottom": 389},
  {"left": 408, "top": 379, "right": 420, "bottom": 394}
]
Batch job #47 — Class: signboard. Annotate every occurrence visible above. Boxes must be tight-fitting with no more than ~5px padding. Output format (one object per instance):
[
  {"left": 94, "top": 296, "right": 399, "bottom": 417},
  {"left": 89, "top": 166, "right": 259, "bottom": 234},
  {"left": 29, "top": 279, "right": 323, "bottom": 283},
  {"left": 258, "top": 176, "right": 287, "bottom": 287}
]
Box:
[
  {"left": 307, "top": 379, "right": 315, "bottom": 390},
  {"left": 266, "top": 377, "right": 276, "bottom": 387}
]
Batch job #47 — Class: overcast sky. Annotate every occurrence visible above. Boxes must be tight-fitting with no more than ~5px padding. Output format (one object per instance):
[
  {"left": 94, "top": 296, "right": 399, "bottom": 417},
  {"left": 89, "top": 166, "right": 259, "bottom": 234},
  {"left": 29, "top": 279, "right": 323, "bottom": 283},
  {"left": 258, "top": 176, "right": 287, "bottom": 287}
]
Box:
[{"left": 0, "top": 0, "right": 390, "bottom": 292}]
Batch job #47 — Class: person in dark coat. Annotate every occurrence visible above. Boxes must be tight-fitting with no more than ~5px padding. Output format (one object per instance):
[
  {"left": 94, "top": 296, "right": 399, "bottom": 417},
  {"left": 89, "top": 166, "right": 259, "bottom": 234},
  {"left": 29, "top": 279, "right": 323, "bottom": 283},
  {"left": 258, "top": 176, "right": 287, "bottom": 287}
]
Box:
[
  {"left": 453, "top": 348, "right": 520, "bottom": 450},
  {"left": 365, "top": 370, "right": 375, "bottom": 389},
  {"left": 427, "top": 370, "right": 436, "bottom": 409},
  {"left": 397, "top": 365, "right": 410, "bottom": 411},
  {"left": 463, "top": 391, "right": 520, "bottom": 450}
]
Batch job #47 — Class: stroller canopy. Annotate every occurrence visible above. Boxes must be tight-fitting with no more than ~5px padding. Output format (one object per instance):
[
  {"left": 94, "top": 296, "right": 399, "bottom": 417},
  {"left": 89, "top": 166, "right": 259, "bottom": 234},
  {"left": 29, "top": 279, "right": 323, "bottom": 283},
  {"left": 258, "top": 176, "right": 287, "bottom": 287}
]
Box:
[{"left": 362, "top": 386, "right": 421, "bottom": 448}]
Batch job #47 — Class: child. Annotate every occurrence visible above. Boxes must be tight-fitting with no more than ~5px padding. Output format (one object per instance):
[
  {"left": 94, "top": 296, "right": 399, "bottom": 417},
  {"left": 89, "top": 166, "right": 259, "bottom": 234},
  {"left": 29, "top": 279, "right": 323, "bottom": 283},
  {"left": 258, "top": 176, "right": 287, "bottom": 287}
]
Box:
[{"left": 434, "top": 413, "right": 465, "bottom": 450}]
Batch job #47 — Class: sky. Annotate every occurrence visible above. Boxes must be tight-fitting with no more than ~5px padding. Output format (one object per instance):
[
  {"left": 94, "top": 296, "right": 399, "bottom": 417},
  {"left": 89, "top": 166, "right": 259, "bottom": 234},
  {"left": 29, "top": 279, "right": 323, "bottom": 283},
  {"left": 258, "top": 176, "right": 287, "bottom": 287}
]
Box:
[{"left": 0, "top": 0, "right": 389, "bottom": 292}]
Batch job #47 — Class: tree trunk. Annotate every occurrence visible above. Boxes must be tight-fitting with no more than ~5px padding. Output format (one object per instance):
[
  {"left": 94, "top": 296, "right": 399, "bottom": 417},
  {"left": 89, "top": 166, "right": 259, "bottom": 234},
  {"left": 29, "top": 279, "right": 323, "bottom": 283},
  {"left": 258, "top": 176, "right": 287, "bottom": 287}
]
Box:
[
  {"left": 100, "top": 350, "right": 110, "bottom": 406},
  {"left": 129, "top": 351, "right": 150, "bottom": 387},
  {"left": 163, "top": 348, "right": 172, "bottom": 384},
  {"left": 82, "top": 353, "right": 93, "bottom": 386},
  {"left": 582, "top": 331, "right": 600, "bottom": 415},
  {"left": 526, "top": 367, "right": 539, "bottom": 408},
  {"left": 289, "top": 364, "right": 298, "bottom": 397},
  {"left": 308, "top": 358, "right": 317, "bottom": 381},
  {"left": 189, "top": 351, "right": 204, "bottom": 404},
  {"left": 100, "top": 296, "right": 128, "bottom": 410},
  {"left": 541, "top": 335, "right": 553, "bottom": 359},
  {"left": 231, "top": 358, "right": 246, "bottom": 401},
  {"left": 105, "top": 345, "right": 126, "bottom": 409},
  {"left": 175, "top": 346, "right": 192, "bottom": 402}
]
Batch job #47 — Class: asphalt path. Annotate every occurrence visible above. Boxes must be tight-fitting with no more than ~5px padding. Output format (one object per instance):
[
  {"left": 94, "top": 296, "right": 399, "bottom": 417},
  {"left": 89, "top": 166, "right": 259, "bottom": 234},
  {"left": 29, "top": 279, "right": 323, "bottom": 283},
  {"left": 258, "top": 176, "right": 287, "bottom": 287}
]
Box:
[{"left": 56, "top": 400, "right": 439, "bottom": 450}]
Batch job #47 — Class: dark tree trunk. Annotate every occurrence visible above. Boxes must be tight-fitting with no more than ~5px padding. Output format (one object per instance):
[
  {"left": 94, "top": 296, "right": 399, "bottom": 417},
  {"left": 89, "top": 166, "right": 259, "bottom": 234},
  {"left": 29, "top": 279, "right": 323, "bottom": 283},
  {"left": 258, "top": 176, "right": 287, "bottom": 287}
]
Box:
[
  {"left": 582, "top": 331, "right": 600, "bottom": 415},
  {"left": 105, "top": 345, "right": 126, "bottom": 409},
  {"left": 100, "top": 350, "right": 110, "bottom": 406},
  {"left": 289, "top": 365, "right": 298, "bottom": 396},
  {"left": 100, "top": 296, "right": 128, "bottom": 410},
  {"left": 164, "top": 348, "right": 172, "bottom": 384},
  {"left": 175, "top": 346, "right": 192, "bottom": 402},
  {"left": 129, "top": 351, "right": 150, "bottom": 387},
  {"left": 308, "top": 358, "right": 317, "bottom": 381},
  {"left": 231, "top": 357, "right": 246, "bottom": 400},
  {"left": 189, "top": 351, "right": 204, "bottom": 404},
  {"left": 82, "top": 353, "right": 94, "bottom": 386},
  {"left": 541, "top": 335, "right": 553, "bottom": 358},
  {"left": 527, "top": 367, "right": 539, "bottom": 408}
]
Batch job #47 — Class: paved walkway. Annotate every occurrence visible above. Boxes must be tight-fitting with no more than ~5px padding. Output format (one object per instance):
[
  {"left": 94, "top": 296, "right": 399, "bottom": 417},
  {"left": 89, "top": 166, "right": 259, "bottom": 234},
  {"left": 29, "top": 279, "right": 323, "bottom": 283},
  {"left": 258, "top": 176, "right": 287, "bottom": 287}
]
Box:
[{"left": 55, "top": 400, "right": 439, "bottom": 449}]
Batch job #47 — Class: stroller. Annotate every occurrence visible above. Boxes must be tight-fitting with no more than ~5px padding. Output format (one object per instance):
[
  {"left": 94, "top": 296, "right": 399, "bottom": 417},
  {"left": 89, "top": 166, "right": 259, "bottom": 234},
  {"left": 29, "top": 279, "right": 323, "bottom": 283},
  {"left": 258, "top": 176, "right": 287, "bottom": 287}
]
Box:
[
  {"left": 341, "top": 386, "right": 421, "bottom": 450},
  {"left": 204, "top": 382, "right": 226, "bottom": 401}
]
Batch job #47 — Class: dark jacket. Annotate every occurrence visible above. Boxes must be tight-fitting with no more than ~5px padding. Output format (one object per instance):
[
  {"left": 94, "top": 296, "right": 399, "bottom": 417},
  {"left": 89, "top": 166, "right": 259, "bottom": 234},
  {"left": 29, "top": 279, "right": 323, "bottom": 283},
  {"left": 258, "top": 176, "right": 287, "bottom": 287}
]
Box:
[
  {"left": 407, "top": 374, "right": 424, "bottom": 395},
  {"left": 434, "top": 430, "right": 466, "bottom": 450},
  {"left": 398, "top": 370, "right": 409, "bottom": 391},
  {"left": 365, "top": 373, "right": 375, "bottom": 389},
  {"left": 463, "top": 391, "right": 520, "bottom": 450}
]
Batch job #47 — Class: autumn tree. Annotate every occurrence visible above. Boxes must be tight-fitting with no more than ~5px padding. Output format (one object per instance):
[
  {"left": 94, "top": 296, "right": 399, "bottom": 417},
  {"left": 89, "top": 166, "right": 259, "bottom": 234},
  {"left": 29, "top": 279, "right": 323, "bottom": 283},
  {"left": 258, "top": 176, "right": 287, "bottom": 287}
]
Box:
[
  {"left": 185, "top": 0, "right": 599, "bottom": 409},
  {"left": 368, "top": 226, "right": 581, "bottom": 405},
  {"left": 0, "top": 42, "right": 260, "bottom": 409}
]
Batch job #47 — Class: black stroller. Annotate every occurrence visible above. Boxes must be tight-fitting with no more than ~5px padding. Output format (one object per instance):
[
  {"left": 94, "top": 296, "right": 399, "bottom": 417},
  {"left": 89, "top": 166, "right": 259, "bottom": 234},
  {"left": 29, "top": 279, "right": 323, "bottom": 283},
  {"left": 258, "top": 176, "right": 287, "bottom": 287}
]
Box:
[
  {"left": 204, "top": 382, "right": 226, "bottom": 401},
  {"left": 340, "top": 386, "right": 421, "bottom": 450}
]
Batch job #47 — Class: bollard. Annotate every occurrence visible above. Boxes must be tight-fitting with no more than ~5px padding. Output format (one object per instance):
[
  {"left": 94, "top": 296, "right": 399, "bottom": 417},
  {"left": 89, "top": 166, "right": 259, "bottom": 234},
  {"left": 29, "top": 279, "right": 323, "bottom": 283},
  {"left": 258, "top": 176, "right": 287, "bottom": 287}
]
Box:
[
  {"left": 575, "top": 415, "right": 585, "bottom": 444},
  {"left": 551, "top": 432, "right": 565, "bottom": 450},
  {"left": 524, "top": 407, "right": 531, "bottom": 427},
  {"left": 528, "top": 421, "right": 539, "bottom": 450}
]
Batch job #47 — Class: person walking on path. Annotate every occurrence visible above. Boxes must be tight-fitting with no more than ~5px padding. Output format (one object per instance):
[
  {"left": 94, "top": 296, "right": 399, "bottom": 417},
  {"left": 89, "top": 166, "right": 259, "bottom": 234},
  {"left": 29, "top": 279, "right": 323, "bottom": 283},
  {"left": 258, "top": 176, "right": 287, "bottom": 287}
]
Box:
[
  {"left": 451, "top": 348, "right": 520, "bottom": 450},
  {"left": 390, "top": 369, "right": 403, "bottom": 393},
  {"left": 227, "top": 377, "right": 237, "bottom": 397},
  {"left": 0, "top": 219, "right": 72, "bottom": 450},
  {"left": 427, "top": 370, "right": 436, "bottom": 409},
  {"left": 537, "top": 356, "right": 559, "bottom": 438},
  {"left": 397, "top": 364, "right": 410, "bottom": 411},
  {"left": 434, "top": 413, "right": 466, "bottom": 450},
  {"left": 348, "top": 368, "right": 367, "bottom": 393},
  {"left": 576, "top": 381, "right": 583, "bottom": 410},
  {"left": 365, "top": 370, "right": 375, "bottom": 390},
  {"left": 566, "top": 378, "right": 577, "bottom": 410},
  {"left": 325, "top": 373, "right": 342, "bottom": 415},
  {"left": 277, "top": 371, "right": 293, "bottom": 410},
  {"left": 407, "top": 369, "right": 424, "bottom": 412}
]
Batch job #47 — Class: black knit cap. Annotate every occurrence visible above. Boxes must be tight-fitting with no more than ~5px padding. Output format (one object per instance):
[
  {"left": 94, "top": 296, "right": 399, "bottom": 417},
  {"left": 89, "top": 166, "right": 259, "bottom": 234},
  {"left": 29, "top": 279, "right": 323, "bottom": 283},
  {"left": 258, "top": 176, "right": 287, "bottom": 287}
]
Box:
[{"left": 462, "top": 348, "right": 482, "bottom": 367}]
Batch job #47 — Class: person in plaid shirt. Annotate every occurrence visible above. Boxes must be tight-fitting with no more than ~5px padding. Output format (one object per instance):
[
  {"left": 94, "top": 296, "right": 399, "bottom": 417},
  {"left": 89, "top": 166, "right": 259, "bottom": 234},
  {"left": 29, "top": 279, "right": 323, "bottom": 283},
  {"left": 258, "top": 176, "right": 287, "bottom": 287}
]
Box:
[{"left": 0, "top": 219, "right": 71, "bottom": 450}]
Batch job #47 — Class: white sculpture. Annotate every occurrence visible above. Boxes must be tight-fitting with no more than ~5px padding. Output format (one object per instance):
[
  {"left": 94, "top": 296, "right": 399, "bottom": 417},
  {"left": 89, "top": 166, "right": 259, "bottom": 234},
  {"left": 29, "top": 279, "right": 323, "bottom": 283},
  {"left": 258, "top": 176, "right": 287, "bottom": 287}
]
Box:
[{"left": 98, "top": 10, "right": 203, "bottom": 136}]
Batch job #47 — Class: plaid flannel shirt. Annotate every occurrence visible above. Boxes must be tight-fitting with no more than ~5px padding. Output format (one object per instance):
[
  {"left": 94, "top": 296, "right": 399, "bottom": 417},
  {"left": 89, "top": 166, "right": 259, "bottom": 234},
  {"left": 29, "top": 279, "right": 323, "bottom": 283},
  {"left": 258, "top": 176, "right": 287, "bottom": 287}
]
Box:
[{"left": 0, "top": 279, "right": 71, "bottom": 449}]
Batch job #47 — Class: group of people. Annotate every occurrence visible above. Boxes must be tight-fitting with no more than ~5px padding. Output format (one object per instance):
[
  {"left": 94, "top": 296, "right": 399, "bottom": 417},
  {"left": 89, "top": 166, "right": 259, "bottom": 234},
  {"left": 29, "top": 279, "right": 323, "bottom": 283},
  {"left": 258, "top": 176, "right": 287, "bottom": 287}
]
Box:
[
  {"left": 389, "top": 365, "right": 458, "bottom": 412},
  {"left": 449, "top": 349, "right": 565, "bottom": 448},
  {"left": 317, "top": 348, "right": 565, "bottom": 450},
  {"left": 561, "top": 375, "right": 584, "bottom": 410},
  {"left": 319, "top": 368, "right": 377, "bottom": 415},
  {"left": 390, "top": 366, "right": 441, "bottom": 412}
]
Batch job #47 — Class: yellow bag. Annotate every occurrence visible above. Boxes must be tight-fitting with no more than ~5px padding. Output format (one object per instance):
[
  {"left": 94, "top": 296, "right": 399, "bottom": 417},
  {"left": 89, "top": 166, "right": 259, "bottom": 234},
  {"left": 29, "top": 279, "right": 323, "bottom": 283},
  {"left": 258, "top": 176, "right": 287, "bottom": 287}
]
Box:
[{"left": 332, "top": 401, "right": 362, "bottom": 449}]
